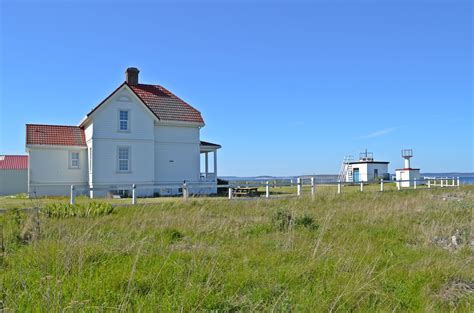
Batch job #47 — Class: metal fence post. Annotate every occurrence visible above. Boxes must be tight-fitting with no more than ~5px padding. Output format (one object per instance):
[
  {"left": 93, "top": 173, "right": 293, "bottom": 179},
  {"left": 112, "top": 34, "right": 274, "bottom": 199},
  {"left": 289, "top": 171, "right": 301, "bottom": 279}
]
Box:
[
  {"left": 414, "top": 179, "right": 417, "bottom": 189},
  {"left": 265, "top": 181, "right": 270, "bottom": 198},
  {"left": 297, "top": 177, "right": 301, "bottom": 197},
  {"left": 337, "top": 181, "right": 341, "bottom": 194},
  {"left": 70, "top": 185, "right": 75, "bottom": 205},
  {"left": 311, "top": 177, "right": 315, "bottom": 198},
  {"left": 457, "top": 177, "right": 460, "bottom": 187},
  {"left": 428, "top": 179, "right": 431, "bottom": 189},
  {"left": 228, "top": 187, "right": 233, "bottom": 199},
  {"left": 380, "top": 179, "right": 384, "bottom": 192},
  {"left": 132, "top": 184, "right": 136, "bottom": 205},
  {"left": 360, "top": 182, "right": 363, "bottom": 192}
]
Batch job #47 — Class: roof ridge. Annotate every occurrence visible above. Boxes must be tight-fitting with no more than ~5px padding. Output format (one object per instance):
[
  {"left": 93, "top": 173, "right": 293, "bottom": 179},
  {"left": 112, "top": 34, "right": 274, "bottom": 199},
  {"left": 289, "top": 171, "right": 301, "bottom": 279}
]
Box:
[{"left": 26, "top": 123, "right": 82, "bottom": 128}]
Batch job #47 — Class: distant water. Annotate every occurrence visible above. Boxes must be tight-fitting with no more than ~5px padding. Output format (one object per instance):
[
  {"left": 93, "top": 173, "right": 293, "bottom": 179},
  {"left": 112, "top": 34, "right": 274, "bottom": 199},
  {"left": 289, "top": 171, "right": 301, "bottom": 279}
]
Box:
[{"left": 221, "top": 173, "right": 474, "bottom": 185}]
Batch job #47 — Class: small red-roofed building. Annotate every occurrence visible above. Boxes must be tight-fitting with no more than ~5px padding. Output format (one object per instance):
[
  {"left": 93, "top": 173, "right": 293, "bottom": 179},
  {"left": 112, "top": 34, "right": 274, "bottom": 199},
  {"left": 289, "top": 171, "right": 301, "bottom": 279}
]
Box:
[
  {"left": 26, "top": 68, "right": 221, "bottom": 196},
  {"left": 0, "top": 155, "right": 28, "bottom": 195}
]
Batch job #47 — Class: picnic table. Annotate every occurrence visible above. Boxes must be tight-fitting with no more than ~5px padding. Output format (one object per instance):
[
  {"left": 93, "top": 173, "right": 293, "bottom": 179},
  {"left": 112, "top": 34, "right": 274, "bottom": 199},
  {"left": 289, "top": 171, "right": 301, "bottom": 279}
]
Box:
[{"left": 233, "top": 187, "right": 259, "bottom": 197}]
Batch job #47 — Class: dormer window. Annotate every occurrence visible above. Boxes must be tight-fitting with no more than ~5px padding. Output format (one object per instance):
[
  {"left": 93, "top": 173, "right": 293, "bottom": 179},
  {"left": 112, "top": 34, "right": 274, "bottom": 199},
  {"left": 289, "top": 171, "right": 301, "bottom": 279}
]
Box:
[{"left": 119, "top": 110, "right": 129, "bottom": 131}]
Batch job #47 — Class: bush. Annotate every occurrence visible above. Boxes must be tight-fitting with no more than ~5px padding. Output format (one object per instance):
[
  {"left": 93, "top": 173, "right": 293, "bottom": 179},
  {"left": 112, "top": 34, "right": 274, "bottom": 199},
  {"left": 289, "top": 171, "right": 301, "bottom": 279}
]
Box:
[
  {"left": 295, "top": 215, "right": 319, "bottom": 230},
  {"left": 273, "top": 209, "right": 293, "bottom": 231},
  {"left": 273, "top": 210, "right": 319, "bottom": 232},
  {"left": 42, "top": 202, "right": 114, "bottom": 218}
]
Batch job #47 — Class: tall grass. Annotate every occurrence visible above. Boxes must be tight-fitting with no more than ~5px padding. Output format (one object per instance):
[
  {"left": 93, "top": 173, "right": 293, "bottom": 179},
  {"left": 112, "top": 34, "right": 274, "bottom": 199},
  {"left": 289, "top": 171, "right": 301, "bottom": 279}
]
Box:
[{"left": 0, "top": 187, "right": 473, "bottom": 311}]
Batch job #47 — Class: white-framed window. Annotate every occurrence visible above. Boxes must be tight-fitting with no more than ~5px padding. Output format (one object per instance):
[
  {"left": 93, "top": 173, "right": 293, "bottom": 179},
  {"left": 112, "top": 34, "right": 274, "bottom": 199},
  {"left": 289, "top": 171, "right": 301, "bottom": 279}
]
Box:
[
  {"left": 119, "top": 110, "right": 129, "bottom": 131},
  {"left": 117, "top": 146, "right": 130, "bottom": 172},
  {"left": 69, "top": 151, "right": 80, "bottom": 169}
]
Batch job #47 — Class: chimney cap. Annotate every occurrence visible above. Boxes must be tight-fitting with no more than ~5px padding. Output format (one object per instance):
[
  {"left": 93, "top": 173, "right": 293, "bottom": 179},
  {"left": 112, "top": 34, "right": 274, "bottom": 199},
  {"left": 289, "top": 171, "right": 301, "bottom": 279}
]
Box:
[{"left": 126, "top": 67, "right": 139, "bottom": 73}]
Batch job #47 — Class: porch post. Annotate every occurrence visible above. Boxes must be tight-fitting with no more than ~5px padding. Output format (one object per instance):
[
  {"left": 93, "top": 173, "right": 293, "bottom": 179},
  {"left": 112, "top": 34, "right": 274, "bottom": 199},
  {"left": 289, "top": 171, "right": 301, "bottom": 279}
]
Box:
[
  {"left": 213, "top": 150, "right": 217, "bottom": 179},
  {"left": 205, "top": 152, "right": 209, "bottom": 178}
]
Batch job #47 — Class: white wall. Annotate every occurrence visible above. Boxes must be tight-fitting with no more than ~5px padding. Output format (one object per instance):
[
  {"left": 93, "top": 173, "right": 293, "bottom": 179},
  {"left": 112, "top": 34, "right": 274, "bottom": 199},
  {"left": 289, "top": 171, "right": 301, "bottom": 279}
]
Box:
[
  {"left": 28, "top": 147, "right": 88, "bottom": 196},
  {"left": 84, "top": 123, "right": 94, "bottom": 186},
  {"left": 366, "top": 163, "right": 389, "bottom": 180},
  {"left": 90, "top": 88, "right": 155, "bottom": 141},
  {"left": 154, "top": 124, "right": 200, "bottom": 183},
  {"left": 396, "top": 169, "right": 421, "bottom": 187},
  {"left": 0, "top": 170, "right": 28, "bottom": 195},
  {"left": 84, "top": 123, "right": 93, "bottom": 142},
  {"left": 89, "top": 87, "right": 156, "bottom": 191},
  {"left": 92, "top": 139, "right": 155, "bottom": 185},
  {"left": 350, "top": 163, "right": 389, "bottom": 182}
]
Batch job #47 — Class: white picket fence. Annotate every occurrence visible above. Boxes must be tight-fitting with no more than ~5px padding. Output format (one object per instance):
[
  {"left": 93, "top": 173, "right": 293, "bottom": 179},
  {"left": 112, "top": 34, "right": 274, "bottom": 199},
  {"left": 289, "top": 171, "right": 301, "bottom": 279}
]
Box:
[
  {"left": 424, "top": 176, "right": 459, "bottom": 188},
  {"left": 63, "top": 176, "right": 461, "bottom": 205}
]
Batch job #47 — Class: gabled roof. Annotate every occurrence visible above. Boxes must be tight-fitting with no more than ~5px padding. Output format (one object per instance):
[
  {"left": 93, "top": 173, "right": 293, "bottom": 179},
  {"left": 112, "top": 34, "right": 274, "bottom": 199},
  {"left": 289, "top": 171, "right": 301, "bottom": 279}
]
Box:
[
  {"left": 0, "top": 155, "right": 28, "bottom": 170},
  {"left": 26, "top": 124, "right": 86, "bottom": 147},
  {"left": 83, "top": 82, "right": 204, "bottom": 125}
]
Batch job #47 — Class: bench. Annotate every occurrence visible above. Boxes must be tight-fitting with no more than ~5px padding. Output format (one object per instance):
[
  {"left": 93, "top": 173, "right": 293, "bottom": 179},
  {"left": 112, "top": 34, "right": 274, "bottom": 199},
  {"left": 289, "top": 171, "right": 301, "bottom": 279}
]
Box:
[{"left": 233, "top": 187, "right": 259, "bottom": 197}]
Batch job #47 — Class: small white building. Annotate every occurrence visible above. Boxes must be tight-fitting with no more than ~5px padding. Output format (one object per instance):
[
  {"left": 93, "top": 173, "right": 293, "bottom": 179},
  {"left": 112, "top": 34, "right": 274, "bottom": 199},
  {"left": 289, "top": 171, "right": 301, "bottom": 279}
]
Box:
[
  {"left": 0, "top": 155, "right": 28, "bottom": 195},
  {"left": 26, "top": 67, "right": 221, "bottom": 197},
  {"left": 395, "top": 149, "right": 421, "bottom": 187},
  {"left": 341, "top": 151, "right": 389, "bottom": 183}
]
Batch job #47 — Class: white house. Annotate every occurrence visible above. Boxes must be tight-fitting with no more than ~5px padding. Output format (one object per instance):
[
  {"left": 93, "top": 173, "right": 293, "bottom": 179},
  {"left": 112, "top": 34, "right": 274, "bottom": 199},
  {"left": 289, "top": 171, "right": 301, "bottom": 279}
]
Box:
[
  {"left": 0, "top": 155, "right": 28, "bottom": 195},
  {"left": 26, "top": 67, "right": 221, "bottom": 197},
  {"left": 341, "top": 151, "right": 389, "bottom": 183}
]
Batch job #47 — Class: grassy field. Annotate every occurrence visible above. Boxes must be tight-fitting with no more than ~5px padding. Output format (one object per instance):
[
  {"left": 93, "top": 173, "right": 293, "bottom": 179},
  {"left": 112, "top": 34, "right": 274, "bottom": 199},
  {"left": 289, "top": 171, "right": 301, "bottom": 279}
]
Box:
[{"left": 1, "top": 186, "right": 473, "bottom": 311}]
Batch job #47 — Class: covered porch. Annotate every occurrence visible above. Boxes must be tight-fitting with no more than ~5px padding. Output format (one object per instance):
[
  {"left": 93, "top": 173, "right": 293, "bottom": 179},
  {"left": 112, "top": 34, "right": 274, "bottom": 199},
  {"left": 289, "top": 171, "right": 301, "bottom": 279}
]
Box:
[{"left": 200, "top": 141, "right": 221, "bottom": 182}]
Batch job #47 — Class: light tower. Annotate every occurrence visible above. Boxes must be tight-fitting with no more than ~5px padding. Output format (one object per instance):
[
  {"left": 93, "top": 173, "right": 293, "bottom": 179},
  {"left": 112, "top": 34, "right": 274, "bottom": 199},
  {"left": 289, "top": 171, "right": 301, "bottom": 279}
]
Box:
[
  {"left": 401, "top": 149, "right": 413, "bottom": 169},
  {"left": 396, "top": 148, "right": 421, "bottom": 188}
]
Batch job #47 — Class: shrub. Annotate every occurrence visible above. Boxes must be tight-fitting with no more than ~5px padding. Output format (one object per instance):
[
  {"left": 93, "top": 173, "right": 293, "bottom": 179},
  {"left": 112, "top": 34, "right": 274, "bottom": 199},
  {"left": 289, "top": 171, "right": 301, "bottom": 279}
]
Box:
[
  {"left": 273, "top": 209, "right": 293, "bottom": 231},
  {"left": 42, "top": 202, "right": 114, "bottom": 218},
  {"left": 273, "top": 210, "right": 319, "bottom": 231},
  {"left": 295, "top": 215, "right": 319, "bottom": 230}
]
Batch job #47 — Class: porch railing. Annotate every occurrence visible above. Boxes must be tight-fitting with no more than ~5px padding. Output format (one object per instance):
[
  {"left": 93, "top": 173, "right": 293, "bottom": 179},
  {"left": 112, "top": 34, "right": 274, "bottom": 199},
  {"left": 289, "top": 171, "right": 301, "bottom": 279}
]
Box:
[{"left": 200, "top": 172, "right": 217, "bottom": 182}]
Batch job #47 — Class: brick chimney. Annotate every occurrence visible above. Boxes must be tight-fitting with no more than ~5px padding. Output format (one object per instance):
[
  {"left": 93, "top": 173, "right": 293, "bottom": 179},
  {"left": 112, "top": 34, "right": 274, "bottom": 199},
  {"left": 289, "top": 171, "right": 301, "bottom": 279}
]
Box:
[{"left": 125, "top": 67, "right": 139, "bottom": 85}]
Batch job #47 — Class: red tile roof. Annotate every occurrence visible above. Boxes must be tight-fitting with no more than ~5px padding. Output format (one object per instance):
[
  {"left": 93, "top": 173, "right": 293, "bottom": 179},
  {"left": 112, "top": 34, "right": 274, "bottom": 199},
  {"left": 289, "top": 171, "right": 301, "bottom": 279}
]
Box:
[
  {"left": 129, "top": 84, "right": 204, "bottom": 124},
  {"left": 0, "top": 155, "right": 28, "bottom": 170},
  {"left": 26, "top": 124, "right": 86, "bottom": 147}
]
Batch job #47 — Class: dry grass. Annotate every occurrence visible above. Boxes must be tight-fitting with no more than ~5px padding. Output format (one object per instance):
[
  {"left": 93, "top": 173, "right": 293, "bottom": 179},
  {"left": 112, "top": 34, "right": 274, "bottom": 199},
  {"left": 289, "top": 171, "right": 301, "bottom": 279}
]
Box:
[{"left": 0, "top": 186, "right": 473, "bottom": 311}]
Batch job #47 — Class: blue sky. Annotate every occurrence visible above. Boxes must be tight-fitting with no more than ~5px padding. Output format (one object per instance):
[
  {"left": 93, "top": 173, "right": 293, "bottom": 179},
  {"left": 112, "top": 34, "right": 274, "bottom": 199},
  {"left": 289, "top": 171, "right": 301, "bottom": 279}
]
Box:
[{"left": 0, "top": 0, "right": 472, "bottom": 176}]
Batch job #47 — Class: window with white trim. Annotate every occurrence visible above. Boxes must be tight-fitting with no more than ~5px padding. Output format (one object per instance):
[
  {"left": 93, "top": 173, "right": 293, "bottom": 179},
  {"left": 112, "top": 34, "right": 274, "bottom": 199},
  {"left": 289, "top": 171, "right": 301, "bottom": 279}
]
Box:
[
  {"left": 118, "top": 147, "right": 130, "bottom": 172},
  {"left": 119, "top": 110, "right": 129, "bottom": 131},
  {"left": 69, "top": 152, "right": 80, "bottom": 169}
]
